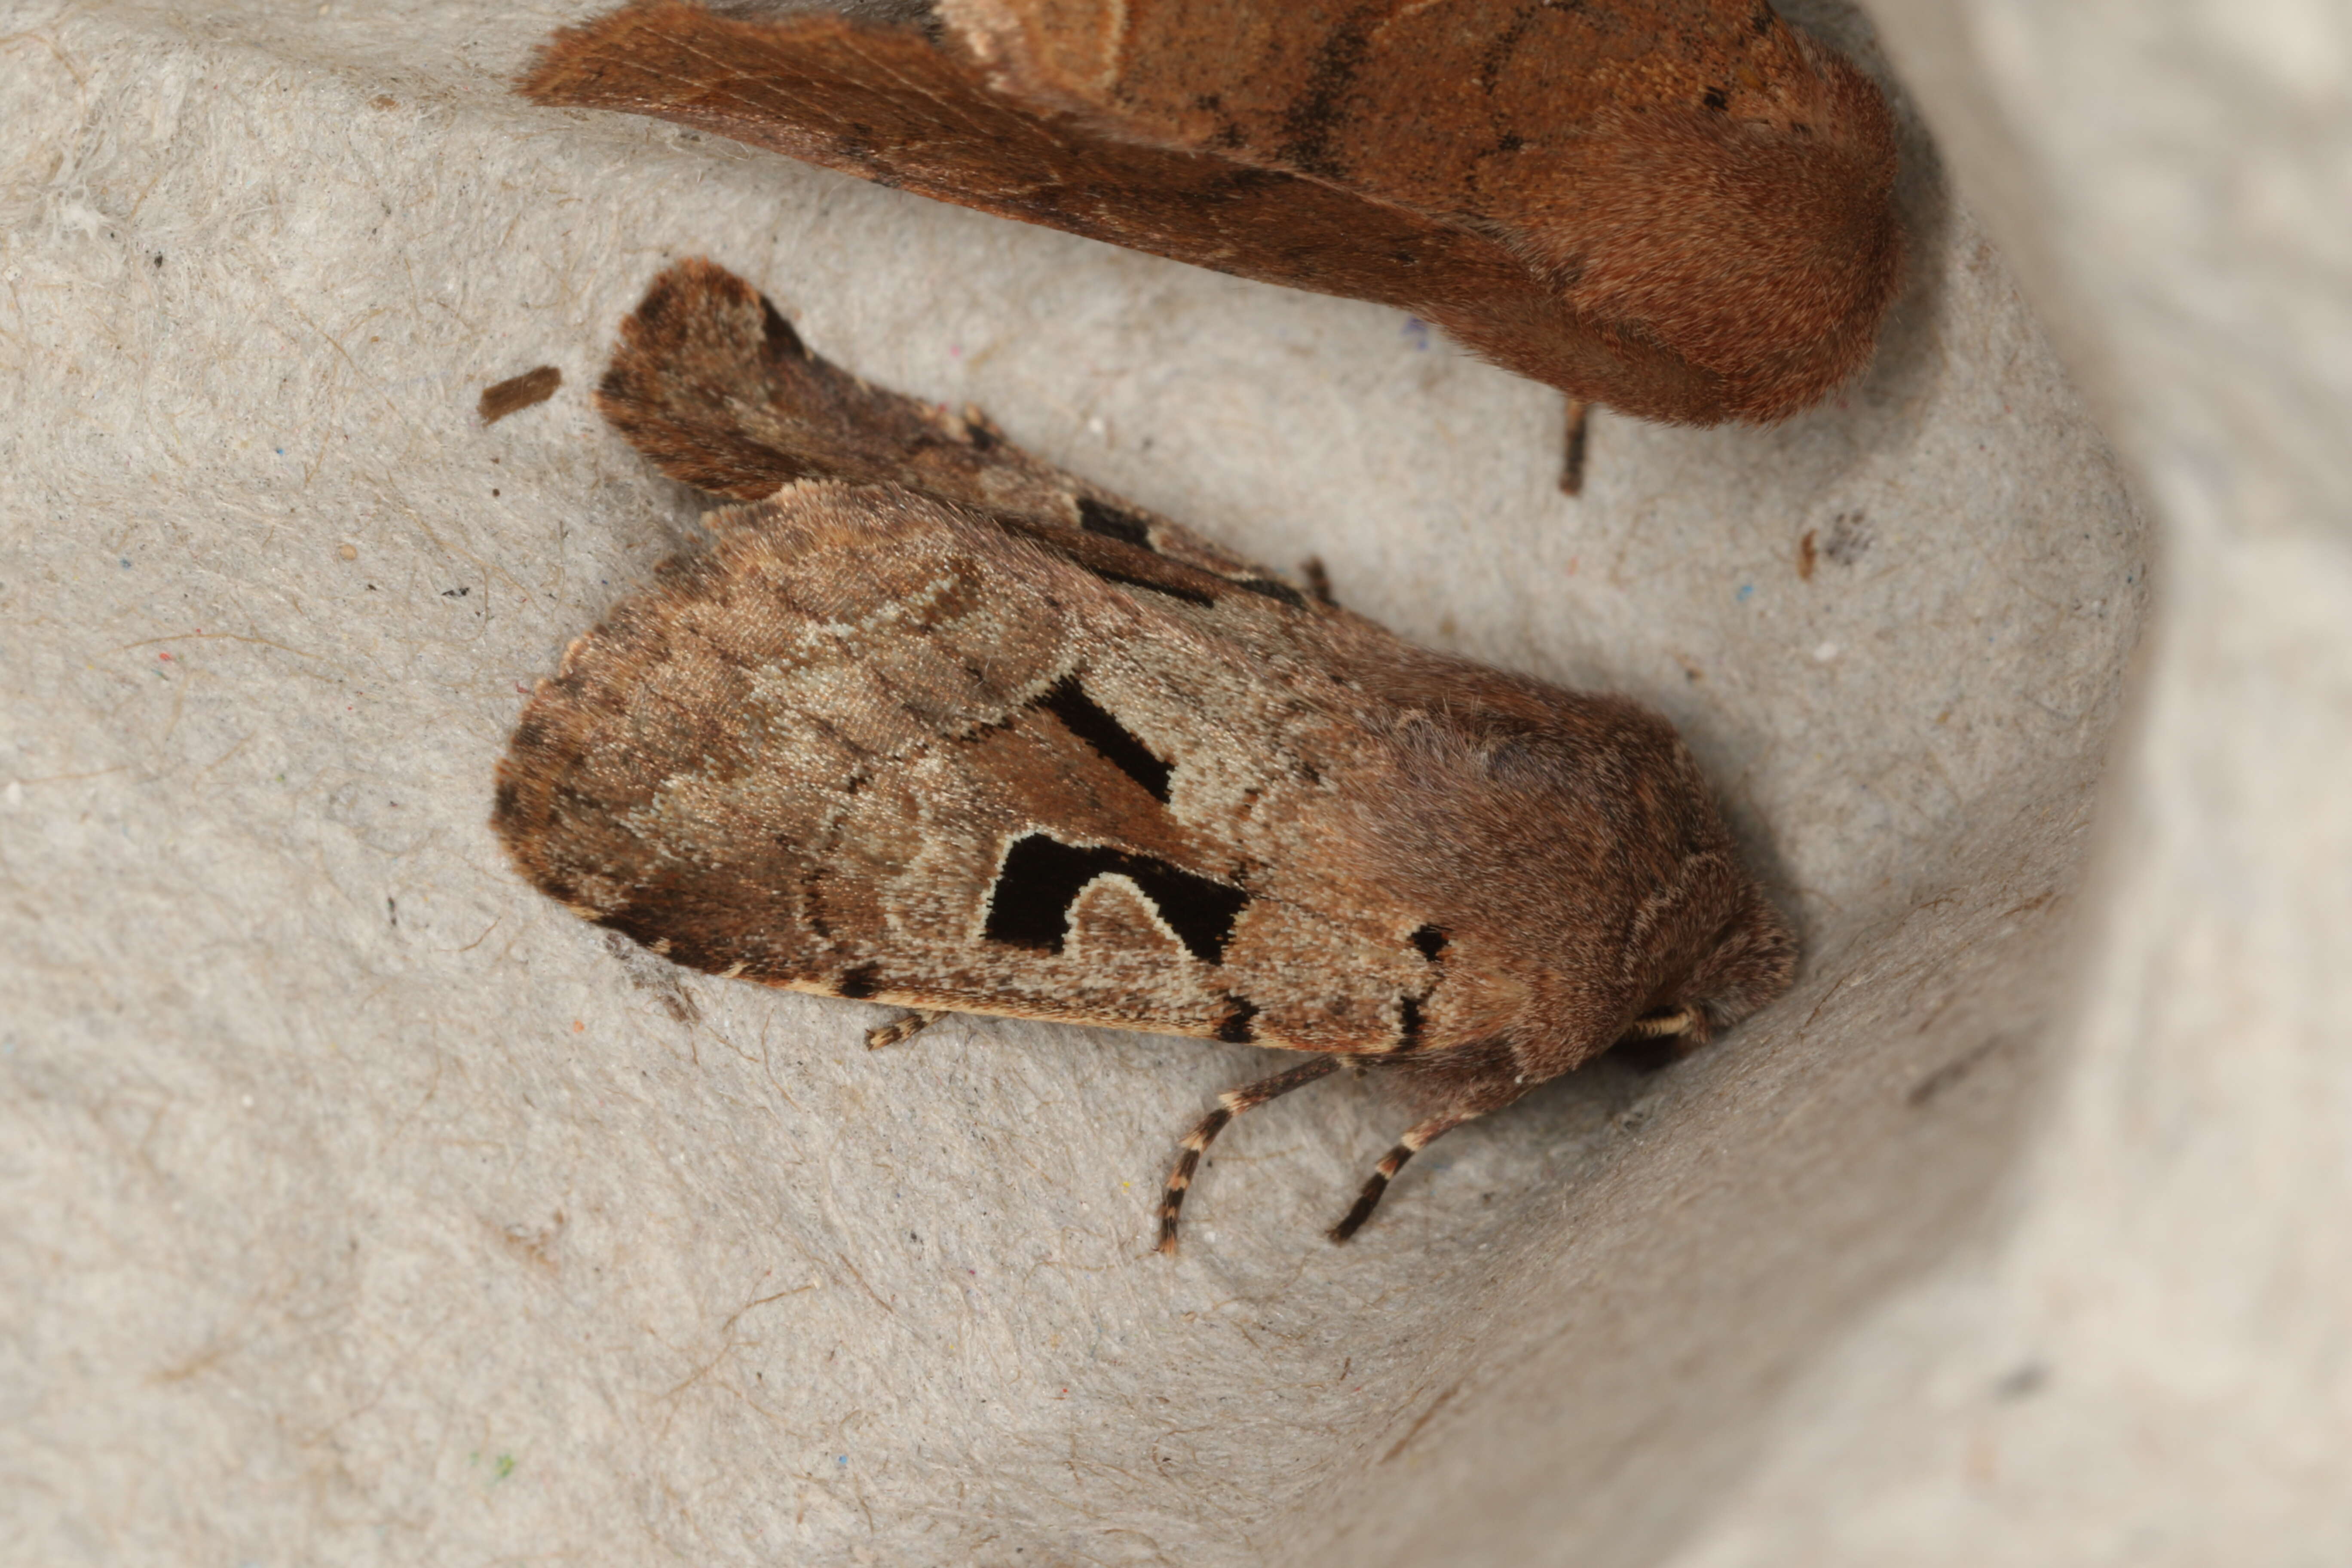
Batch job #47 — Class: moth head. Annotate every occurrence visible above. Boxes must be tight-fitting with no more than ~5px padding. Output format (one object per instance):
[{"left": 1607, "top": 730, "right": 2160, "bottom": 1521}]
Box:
[
  {"left": 1351, "top": 696, "right": 1794, "bottom": 1078},
  {"left": 1614, "top": 849, "right": 1798, "bottom": 1057}
]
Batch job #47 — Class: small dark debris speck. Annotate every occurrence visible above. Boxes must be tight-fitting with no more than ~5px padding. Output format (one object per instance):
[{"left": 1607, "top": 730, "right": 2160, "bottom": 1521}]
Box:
[
  {"left": 479, "top": 365, "right": 562, "bottom": 425},
  {"left": 1993, "top": 1362, "right": 2049, "bottom": 1400}
]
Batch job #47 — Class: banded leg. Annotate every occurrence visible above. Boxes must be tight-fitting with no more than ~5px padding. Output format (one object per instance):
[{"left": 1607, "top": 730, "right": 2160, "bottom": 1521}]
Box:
[
  {"left": 866, "top": 1008, "right": 943, "bottom": 1050},
  {"left": 1158, "top": 1057, "right": 1340, "bottom": 1255},
  {"left": 1625, "top": 1009, "right": 1693, "bottom": 1039},
  {"left": 1328, "top": 1111, "right": 1482, "bottom": 1244}
]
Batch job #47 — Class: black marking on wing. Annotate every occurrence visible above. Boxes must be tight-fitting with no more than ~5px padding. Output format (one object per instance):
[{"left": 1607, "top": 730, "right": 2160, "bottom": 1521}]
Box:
[
  {"left": 1476, "top": 4, "right": 1539, "bottom": 95},
  {"left": 1037, "top": 676, "right": 1172, "bottom": 802},
  {"left": 995, "top": 514, "right": 1239, "bottom": 609},
  {"left": 1396, "top": 993, "right": 1426, "bottom": 1050},
  {"left": 1410, "top": 924, "right": 1448, "bottom": 962},
  {"left": 1234, "top": 576, "right": 1307, "bottom": 608},
  {"left": 1279, "top": 8, "right": 1376, "bottom": 178},
  {"left": 1703, "top": 86, "right": 1730, "bottom": 112},
  {"left": 984, "top": 834, "right": 1246, "bottom": 965},
  {"left": 1086, "top": 565, "right": 1217, "bottom": 606},
  {"left": 836, "top": 962, "right": 884, "bottom": 999},
  {"left": 1077, "top": 497, "right": 1153, "bottom": 548},
  {"left": 1215, "top": 996, "right": 1259, "bottom": 1044}
]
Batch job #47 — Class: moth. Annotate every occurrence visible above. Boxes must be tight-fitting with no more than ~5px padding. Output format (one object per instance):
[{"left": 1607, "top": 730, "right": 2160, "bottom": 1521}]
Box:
[
  {"left": 493, "top": 259, "right": 1797, "bottom": 1249},
  {"left": 520, "top": 0, "right": 1904, "bottom": 447}
]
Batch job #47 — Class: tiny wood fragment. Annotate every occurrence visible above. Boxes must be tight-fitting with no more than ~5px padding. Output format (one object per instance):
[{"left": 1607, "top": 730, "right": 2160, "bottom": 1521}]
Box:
[
  {"left": 1559, "top": 400, "right": 1594, "bottom": 496},
  {"left": 521, "top": 0, "right": 1902, "bottom": 426},
  {"left": 495, "top": 260, "right": 1797, "bottom": 1248},
  {"left": 480, "top": 364, "right": 562, "bottom": 423}
]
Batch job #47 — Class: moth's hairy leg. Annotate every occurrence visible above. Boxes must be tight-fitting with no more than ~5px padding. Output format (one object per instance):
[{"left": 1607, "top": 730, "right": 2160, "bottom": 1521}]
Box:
[
  {"left": 1625, "top": 1008, "right": 1693, "bottom": 1038},
  {"left": 1328, "top": 1109, "right": 1484, "bottom": 1243},
  {"left": 1558, "top": 398, "right": 1593, "bottom": 497},
  {"left": 865, "top": 1008, "right": 945, "bottom": 1049},
  {"left": 1157, "top": 1057, "right": 1342, "bottom": 1256}
]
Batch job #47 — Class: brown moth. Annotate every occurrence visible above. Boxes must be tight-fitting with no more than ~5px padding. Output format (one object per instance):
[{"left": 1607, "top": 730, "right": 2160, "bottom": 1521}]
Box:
[
  {"left": 493, "top": 259, "right": 1796, "bottom": 1249},
  {"left": 519, "top": 1, "right": 1903, "bottom": 435}
]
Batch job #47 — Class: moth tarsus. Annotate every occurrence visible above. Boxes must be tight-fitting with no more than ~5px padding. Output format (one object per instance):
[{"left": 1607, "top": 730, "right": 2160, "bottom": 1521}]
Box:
[
  {"left": 495, "top": 260, "right": 1798, "bottom": 1255},
  {"left": 866, "top": 1008, "right": 943, "bottom": 1049},
  {"left": 1559, "top": 399, "right": 1592, "bottom": 497},
  {"left": 1156, "top": 1056, "right": 1341, "bottom": 1255},
  {"left": 1328, "top": 1112, "right": 1478, "bottom": 1244}
]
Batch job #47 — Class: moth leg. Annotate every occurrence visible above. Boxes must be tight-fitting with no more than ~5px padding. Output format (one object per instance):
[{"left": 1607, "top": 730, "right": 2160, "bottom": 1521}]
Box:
[
  {"left": 1558, "top": 398, "right": 1592, "bottom": 497},
  {"left": 1299, "top": 556, "right": 1337, "bottom": 607},
  {"left": 1328, "top": 1110, "right": 1484, "bottom": 1244},
  {"left": 1158, "top": 1057, "right": 1341, "bottom": 1255},
  {"left": 1611, "top": 1008, "right": 1700, "bottom": 1074},
  {"left": 865, "top": 1008, "right": 944, "bottom": 1050}
]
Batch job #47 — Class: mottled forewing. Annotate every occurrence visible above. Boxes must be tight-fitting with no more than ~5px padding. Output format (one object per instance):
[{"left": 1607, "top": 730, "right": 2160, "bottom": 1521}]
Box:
[{"left": 495, "top": 482, "right": 1439, "bottom": 1051}]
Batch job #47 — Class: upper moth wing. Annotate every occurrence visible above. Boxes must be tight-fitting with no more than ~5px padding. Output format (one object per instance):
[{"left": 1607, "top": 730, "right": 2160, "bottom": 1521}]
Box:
[
  {"left": 522, "top": 1, "right": 1901, "bottom": 423},
  {"left": 592, "top": 256, "right": 1298, "bottom": 594},
  {"left": 496, "top": 481, "right": 1470, "bottom": 1054}
]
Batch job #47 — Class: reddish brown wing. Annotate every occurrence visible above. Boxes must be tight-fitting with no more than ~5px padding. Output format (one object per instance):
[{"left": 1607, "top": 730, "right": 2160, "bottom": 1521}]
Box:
[{"left": 521, "top": 1, "right": 1901, "bottom": 423}]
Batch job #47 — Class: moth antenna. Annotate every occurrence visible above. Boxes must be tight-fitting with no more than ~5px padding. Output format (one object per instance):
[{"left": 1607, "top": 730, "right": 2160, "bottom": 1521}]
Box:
[
  {"left": 1558, "top": 399, "right": 1592, "bottom": 496},
  {"left": 1625, "top": 1009, "right": 1693, "bottom": 1039},
  {"left": 866, "top": 1008, "right": 944, "bottom": 1049},
  {"left": 1328, "top": 1111, "right": 1481, "bottom": 1244},
  {"left": 1157, "top": 1057, "right": 1341, "bottom": 1256}
]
